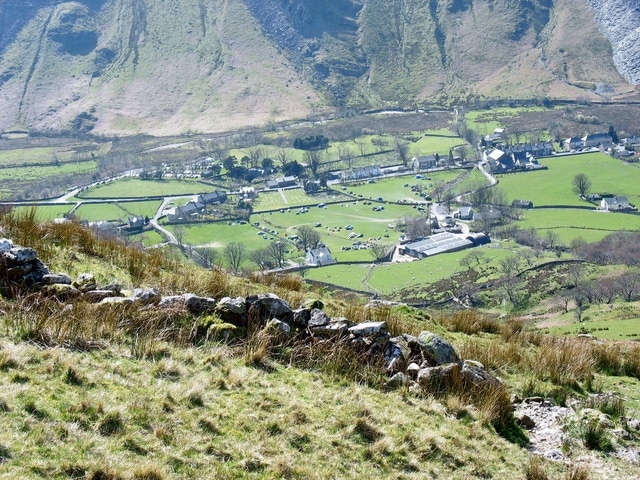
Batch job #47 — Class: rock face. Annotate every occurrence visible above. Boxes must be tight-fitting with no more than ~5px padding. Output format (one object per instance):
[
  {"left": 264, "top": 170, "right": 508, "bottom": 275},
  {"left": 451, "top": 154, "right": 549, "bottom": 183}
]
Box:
[{"left": 588, "top": 0, "right": 640, "bottom": 84}]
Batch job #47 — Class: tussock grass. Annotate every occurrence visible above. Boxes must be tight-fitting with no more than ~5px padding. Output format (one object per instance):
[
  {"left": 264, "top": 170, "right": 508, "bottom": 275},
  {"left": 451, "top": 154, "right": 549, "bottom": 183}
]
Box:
[
  {"left": 439, "top": 310, "right": 500, "bottom": 335},
  {"left": 525, "top": 456, "right": 550, "bottom": 480}
]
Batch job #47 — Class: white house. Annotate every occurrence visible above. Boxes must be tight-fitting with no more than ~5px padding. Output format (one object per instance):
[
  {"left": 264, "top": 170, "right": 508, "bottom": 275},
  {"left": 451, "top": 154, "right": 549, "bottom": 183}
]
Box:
[
  {"left": 306, "top": 245, "right": 336, "bottom": 266},
  {"left": 600, "top": 196, "right": 631, "bottom": 211}
]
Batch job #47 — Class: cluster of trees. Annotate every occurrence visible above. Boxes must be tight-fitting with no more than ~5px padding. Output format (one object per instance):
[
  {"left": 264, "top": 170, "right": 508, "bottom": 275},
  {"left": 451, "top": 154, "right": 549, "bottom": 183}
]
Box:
[
  {"left": 574, "top": 231, "right": 640, "bottom": 267},
  {"left": 293, "top": 135, "right": 329, "bottom": 151}
]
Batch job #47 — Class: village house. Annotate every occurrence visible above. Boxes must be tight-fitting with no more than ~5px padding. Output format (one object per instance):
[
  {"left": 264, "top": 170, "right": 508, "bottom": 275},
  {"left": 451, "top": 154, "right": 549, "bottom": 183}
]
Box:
[
  {"left": 306, "top": 245, "right": 336, "bottom": 266},
  {"left": 582, "top": 132, "right": 612, "bottom": 148},
  {"left": 341, "top": 165, "right": 381, "bottom": 182},
  {"left": 167, "top": 201, "right": 205, "bottom": 222},
  {"left": 411, "top": 155, "right": 438, "bottom": 171},
  {"left": 600, "top": 195, "right": 632, "bottom": 212},
  {"left": 564, "top": 137, "right": 583, "bottom": 150},
  {"left": 127, "top": 216, "right": 145, "bottom": 231},
  {"left": 454, "top": 206, "right": 474, "bottom": 221}
]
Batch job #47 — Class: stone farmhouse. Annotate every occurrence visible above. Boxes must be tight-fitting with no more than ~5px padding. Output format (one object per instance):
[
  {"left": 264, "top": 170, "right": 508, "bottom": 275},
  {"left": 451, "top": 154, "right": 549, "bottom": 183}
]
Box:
[
  {"left": 411, "top": 155, "right": 438, "bottom": 171},
  {"left": 600, "top": 195, "right": 634, "bottom": 212}
]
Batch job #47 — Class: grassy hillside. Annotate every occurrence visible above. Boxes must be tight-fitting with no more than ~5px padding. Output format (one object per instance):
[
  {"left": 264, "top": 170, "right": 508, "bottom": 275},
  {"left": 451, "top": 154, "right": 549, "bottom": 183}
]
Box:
[
  {"left": 0, "top": 0, "right": 637, "bottom": 135},
  {"left": 1, "top": 210, "right": 640, "bottom": 479}
]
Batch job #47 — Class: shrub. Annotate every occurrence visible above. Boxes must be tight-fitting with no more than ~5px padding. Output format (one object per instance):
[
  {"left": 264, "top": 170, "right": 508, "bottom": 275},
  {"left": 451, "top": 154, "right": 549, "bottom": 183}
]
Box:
[{"left": 580, "top": 419, "right": 613, "bottom": 451}]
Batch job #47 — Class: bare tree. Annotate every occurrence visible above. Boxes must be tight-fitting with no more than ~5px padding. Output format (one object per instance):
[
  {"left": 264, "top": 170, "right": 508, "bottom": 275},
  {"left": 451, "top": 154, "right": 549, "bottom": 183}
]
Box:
[
  {"left": 246, "top": 147, "right": 265, "bottom": 168},
  {"left": 566, "top": 262, "right": 586, "bottom": 287},
  {"left": 572, "top": 173, "right": 592, "bottom": 197},
  {"left": 174, "top": 226, "right": 186, "bottom": 249},
  {"left": 545, "top": 230, "right": 560, "bottom": 250},
  {"left": 303, "top": 150, "right": 323, "bottom": 178},
  {"left": 251, "top": 248, "right": 275, "bottom": 271},
  {"left": 338, "top": 145, "right": 355, "bottom": 169},
  {"left": 275, "top": 148, "right": 289, "bottom": 167},
  {"left": 617, "top": 272, "right": 640, "bottom": 302},
  {"left": 296, "top": 225, "right": 321, "bottom": 251},
  {"left": 402, "top": 216, "right": 431, "bottom": 240},
  {"left": 393, "top": 136, "right": 410, "bottom": 166},
  {"left": 197, "top": 247, "right": 219, "bottom": 268},
  {"left": 224, "top": 242, "right": 247, "bottom": 273},
  {"left": 267, "top": 241, "right": 287, "bottom": 268},
  {"left": 499, "top": 256, "right": 521, "bottom": 277}
]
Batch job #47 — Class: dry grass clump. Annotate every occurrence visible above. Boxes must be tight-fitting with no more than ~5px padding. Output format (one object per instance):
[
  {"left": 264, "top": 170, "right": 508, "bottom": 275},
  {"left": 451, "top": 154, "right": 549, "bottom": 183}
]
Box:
[
  {"left": 524, "top": 455, "right": 549, "bottom": 480},
  {"left": 440, "top": 310, "right": 500, "bottom": 335},
  {"left": 534, "top": 337, "right": 595, "bottom": 389},
  {"left": 459, "top": 337, "right": 530, "bottom": 373}
]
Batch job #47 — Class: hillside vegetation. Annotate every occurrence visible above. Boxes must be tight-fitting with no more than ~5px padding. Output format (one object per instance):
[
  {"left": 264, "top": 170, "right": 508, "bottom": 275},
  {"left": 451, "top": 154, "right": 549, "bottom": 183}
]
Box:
[
  {"left": 1, "top": 211, "right": 640, "bottom": 479},
  {"left": 0, "top": 0, "right": 638, "bottom": 135}
]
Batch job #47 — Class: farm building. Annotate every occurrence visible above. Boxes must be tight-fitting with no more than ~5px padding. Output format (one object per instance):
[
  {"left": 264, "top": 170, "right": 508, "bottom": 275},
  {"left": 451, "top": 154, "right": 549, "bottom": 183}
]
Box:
[
  {"left": 266, "top": 176, "right": 298, "bottom": 189},
  {"left": 127, "top": 216, "right": 145, "bottom": 231},
  {"left": 600, "top": 196, "right": 633, "bottom": 212},
  {"left": 511, "top": 199, "right": 534, "bottom": 209},
  {"left": 167, "top": 201, "right": 204, "bottom": 222},
  {"left": 306, "top": 245, "right": 336, "bottom": 266},
  {"left": 198, "top": 191, "right": 227, "bottom": 205},
  {"left": 399, "top": 232, "right": 476, "bottom": 259}
]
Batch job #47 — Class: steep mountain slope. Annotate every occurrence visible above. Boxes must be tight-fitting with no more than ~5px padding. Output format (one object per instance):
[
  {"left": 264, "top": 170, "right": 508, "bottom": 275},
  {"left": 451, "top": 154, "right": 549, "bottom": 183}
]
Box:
[
  {"left": 0, "top": 0, "right": 638, "bottom": 135},
  {"left": 0, "top": 0, "right": 321, "bottom": 135}
]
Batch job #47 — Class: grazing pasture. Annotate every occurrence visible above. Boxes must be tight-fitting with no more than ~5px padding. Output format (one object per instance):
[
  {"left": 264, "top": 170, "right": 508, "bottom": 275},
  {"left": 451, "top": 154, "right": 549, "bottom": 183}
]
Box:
[
  {"left": 498, "top": 153, "right": 640, "bottom": 207},
  {"left": 78, "top": 178, "right": 215, "bottom": 198}
]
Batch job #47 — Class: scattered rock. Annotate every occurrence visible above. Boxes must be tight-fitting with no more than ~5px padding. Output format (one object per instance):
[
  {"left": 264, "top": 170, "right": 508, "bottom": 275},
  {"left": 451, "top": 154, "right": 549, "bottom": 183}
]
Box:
[
  {"left": 308, "top": 308, "right": 331, "bottom": 328},
  {"left": 515, "top": 412, "right": 536, "bottom": 430},
  {"left": 42, "top": 273, "right": 72, "bottom": 285},
  {"left": 265, "top": 319, "right": 292, "bottom": 339},
  {"left": 215, "top": 297, "right": 247, "bottom": 326},
  {"left": 417, "top": 363, "right": 461, "bottom": 393},
  {"left": 0, "top": 239, "right": 14, "bottom": 253},
  {"left": 383, "top": 372, "right": 408, "bottom": 391},
  {"left": 184, "top": 294, "right": 216, "bottom": 314},
  {"left": 132, "top": 288, "right": 160, "bottom": 305},
  {"left": 41, "top": 283, "right": 81, "bottom": 300},
  {"left": 415, "top": 331, "right": 461, "bottom": 366},
  {"left": 310, "top": 318, "right": 353, "bottom": 337},
  {"left": 348, "top": 321, "right": 387, "bottom": 337}
]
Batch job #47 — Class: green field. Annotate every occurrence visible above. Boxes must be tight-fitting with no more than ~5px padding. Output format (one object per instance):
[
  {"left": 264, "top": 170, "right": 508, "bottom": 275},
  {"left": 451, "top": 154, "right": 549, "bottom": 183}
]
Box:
[
  {"left": 253, "top": 189, "right": 351, "bottom": 211},
  {"left": 498, "top": 153, "right": 640, "bottom": 207},
  {"left": 548, "top": 317, "right": 640, "bottom": 340},
  {"left": 465, "top": 107, "right": 547, "bottom": 136},
  {"left": 305, "top": 244, "right": 517, "bottom": 296},
  {"left": 338, "top": 170, "right": 463, "bottom": 201},
  {"left": 0, "top": 161, "right": 98, "bottom": 182},
  {"left": 516, "top": 209, "right": 640, "bottom": 245},
  {"left": 74, "top": 200, "right": 162, "bottom": 222},
  {"left": 129, "top": 229, "right": 165, "bottom": 247},
  {"left": 166, "top": 222, "right": 264, "bottom": 249},
  {"left": 411, "top": 131, "right": 468, "bottom": 155},
  {"left": 13, "top": 205, "right": 72, "bottom": 220},
  {"left": 78, "top": 178, "right": 216, "bottom": 198}
]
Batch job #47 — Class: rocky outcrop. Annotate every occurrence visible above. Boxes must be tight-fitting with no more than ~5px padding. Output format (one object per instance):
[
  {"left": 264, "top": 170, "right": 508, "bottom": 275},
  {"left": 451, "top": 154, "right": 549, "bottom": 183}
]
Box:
[{"left": 587, "top": 0, "right": 640, "bottom": 84}]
